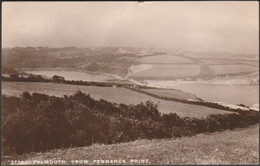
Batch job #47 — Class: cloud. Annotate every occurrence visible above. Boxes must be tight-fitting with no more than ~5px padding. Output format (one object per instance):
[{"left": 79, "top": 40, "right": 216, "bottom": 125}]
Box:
[{"left": 2, "top": 2, "right": 259, "bottom": 54}]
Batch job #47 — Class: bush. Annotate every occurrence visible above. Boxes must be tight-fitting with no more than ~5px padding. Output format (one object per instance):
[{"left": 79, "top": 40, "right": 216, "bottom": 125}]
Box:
[{"left": 2, "top": 91, "right": 258, "bottom": 155}]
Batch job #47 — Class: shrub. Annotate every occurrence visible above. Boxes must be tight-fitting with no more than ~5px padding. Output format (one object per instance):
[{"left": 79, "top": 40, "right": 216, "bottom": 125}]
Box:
[{"left": 2, "top": 91, "right": 258, "bottom": 155}]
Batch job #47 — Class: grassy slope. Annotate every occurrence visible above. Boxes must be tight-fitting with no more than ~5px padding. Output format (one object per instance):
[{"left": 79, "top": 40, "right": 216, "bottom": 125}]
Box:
[
  {"left": 139, "top": 88, "right": 201, "bottom": 101},
  {"left": 3, "top": 125, "right": 258, "bottom": 165},
  {"left": 2, "top": 81, "right": 232, "bottom": 118}
]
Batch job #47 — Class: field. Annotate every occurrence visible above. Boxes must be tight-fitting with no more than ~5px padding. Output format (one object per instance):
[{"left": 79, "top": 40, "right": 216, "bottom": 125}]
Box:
[
  {"left": 129, "top": 64, "right": 200, "bottom": 79},
  {"left": 2, "top": 81, "right": 232, "bottom": 118},
  {"left": 199, "top": 59, "right": 240, "bottom": 65},
  {"left": 209, "top": 64, "right": 257, "bottom": 75},
  {"left": 184, "top": 50, "right": 258, "bottom": 60},
  {"left": 139, "top": 88, "right": 201, "bottom": 101},
  {"left": 238, "top": 61, "right": 259, "bottom": 67},
  {"left": 135, "top": 54, "right": 194, "bottom": 64},
  {"left": 170, "top": 83, "right": 259, "bottom": 107},
  {"left": 128, "top": 64, "right": 153, "bottom": 75},
  {"left": 199, "top": 59, "right": 259, "bottom": 66},
  {"left": 2, "top": 124, "right": 258, "bottom": 165}
]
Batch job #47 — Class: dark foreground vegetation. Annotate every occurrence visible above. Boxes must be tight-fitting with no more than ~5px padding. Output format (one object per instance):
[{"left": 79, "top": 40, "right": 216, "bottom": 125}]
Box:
[{"left": 2, "top": 91, "right": 258, "bottom": 155}]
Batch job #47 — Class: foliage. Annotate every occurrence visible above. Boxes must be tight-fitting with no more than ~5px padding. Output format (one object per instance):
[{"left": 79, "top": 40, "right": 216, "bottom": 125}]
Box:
[{"left": 2, "top": 91, "right": 258, "bottom": 155}]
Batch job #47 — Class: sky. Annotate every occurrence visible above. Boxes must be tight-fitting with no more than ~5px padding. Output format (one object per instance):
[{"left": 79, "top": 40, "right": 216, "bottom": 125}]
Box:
[{"left": 2, "top": 1, "right": 259, "bottom": 54}]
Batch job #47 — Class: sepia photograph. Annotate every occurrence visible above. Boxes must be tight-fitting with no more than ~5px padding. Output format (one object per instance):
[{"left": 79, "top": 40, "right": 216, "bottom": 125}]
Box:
[{"left": 1, "top": 1, "right": 259, "bottom": 165}]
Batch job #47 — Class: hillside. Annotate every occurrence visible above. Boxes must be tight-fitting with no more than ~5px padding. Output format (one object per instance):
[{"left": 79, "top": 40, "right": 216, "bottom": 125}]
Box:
[
  {"left": 3, "top": 47, "right": 258, "bottom": 81},
  {"left": 2, "top": 81, "right": 234, "bottom": 118},
  {"left": 2, "top": 91, "right": 258, "bottom": 161},
  {"left": 2, "top": 124, "right": 258, "bottom": 165},
  {"left": 2, "top": 47, "right": 160, "bottom": 77}
]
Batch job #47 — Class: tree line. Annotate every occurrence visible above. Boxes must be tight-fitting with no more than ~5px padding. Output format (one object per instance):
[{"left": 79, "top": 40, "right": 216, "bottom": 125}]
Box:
[{"left": 2, "top": 91, "right": 258, "bottom": 155}]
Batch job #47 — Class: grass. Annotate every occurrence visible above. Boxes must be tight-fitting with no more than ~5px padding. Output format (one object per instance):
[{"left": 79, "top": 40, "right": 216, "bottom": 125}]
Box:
[
  {"left": 200, "top": 59, "right": 259, "bottom": 67},
  {"left": 130, "top": 64, "right": 200, "bottom": 79},
  {"left": 200, "top": 59, "right": 240, "bottom": 65},
  {"left": 210, "top": 64, "right": 257, "bottom": 75},
  {"left": 2, "top": 81, "right": 232, "bottom": 118},
  {"left": 135, "top": 54, "right": 193, "bottom": 64},
  {"left": 2, "top": 125, "right": 258, "bottom": 165},
  {"left": 171, "top": 83, "right": 259, "bottom": 107},
  {"left": 238, "top": 61, "right": 259, "bottom": 67},
  {"left": 140, "top": 88, "right": 201, "bottom": 101}
]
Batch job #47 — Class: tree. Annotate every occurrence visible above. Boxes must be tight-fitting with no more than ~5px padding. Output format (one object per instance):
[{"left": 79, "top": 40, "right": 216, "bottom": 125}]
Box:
[{"left": 52, "top": 75, "right": 65, "bottom": 82}]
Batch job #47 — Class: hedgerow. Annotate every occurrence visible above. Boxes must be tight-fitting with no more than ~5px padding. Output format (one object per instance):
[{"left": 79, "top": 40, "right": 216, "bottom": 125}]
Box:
[{"left": 2, "top": 91, "right": 258, "bottom": 155}]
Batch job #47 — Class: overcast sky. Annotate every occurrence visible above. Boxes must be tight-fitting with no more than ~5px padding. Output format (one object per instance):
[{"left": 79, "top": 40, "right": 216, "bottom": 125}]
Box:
[{"left": 2, "top": 2, "right": 259, "bottom": 54}]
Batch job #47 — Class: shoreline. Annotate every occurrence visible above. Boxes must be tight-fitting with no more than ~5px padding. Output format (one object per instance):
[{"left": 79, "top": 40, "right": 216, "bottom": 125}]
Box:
[{"left": 18, "top": 67, "right": 259, "bottom": 86}]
